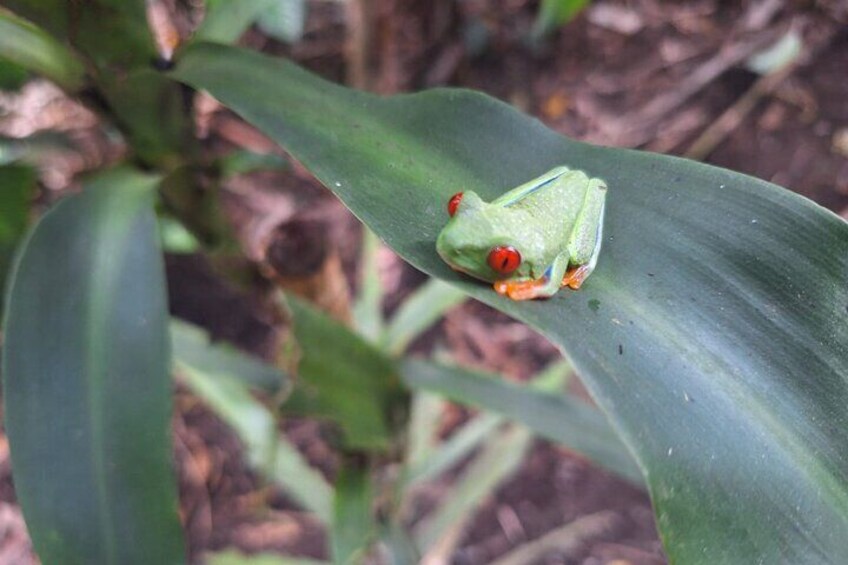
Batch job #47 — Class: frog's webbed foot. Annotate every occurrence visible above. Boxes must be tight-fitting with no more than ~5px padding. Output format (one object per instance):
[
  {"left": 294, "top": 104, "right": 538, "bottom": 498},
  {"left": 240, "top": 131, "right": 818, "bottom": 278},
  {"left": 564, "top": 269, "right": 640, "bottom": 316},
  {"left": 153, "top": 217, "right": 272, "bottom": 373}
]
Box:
[
  {"left": 562, "top": 264, "right": 592, "bottom": 289},
  {"left": 493, "top": 278, "right": 553, "bottom": 301}
]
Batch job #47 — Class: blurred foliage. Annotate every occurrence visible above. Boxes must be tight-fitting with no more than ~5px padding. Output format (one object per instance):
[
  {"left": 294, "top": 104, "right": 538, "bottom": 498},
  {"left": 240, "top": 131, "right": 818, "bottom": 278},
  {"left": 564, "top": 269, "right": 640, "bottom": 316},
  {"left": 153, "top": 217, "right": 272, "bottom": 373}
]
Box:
[{"left": 532, "top": 0, "right": 591, "bottom": 38}]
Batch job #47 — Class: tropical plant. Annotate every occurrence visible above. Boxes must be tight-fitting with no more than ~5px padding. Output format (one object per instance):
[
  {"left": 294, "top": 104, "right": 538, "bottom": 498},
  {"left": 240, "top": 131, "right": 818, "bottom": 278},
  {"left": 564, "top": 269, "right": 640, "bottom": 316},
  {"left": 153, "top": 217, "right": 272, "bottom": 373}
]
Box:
[{"left": 1, "top": 2, "right": 847, "bottom": 564}]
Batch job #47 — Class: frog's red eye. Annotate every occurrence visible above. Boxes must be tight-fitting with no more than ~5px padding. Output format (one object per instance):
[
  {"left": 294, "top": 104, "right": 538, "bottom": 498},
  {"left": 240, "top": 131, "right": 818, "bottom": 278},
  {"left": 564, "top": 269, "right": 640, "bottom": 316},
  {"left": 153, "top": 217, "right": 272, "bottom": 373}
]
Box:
[
  {"left": 447, "top": 192, "right": 464, "bottom": 216},
  {"left": 487, "top": 246, "right": 521, "bottom": 274}
]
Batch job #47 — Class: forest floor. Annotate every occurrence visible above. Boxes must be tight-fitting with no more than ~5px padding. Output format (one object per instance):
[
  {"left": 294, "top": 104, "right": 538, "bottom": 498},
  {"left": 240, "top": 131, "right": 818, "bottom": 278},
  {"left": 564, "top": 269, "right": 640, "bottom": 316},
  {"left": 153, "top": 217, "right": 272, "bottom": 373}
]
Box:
[{"left": 0, "top": 1, "right": 847, "bottom": 564}]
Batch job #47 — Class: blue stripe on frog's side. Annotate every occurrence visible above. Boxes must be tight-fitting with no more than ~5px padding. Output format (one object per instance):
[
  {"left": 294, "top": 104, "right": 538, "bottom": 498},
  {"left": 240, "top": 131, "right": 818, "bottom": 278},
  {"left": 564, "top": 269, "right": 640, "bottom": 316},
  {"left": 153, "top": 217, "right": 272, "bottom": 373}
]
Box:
[
  {"left": 503, "top": 176, "right": 560, "bottom": 206},
  {"left": 493, "top": 166, "right": 571, "bottom": 207}
]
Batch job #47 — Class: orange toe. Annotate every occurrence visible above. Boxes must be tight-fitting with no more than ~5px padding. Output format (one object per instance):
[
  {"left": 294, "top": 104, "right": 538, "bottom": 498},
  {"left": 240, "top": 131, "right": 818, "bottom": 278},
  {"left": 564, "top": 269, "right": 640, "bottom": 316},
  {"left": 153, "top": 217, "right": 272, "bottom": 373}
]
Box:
[
  {"left": 562, "top": 265, "right": 590, "bottom": 290},
  {"left": 493, "top": 279, "right": 549, "bottom": 301}
]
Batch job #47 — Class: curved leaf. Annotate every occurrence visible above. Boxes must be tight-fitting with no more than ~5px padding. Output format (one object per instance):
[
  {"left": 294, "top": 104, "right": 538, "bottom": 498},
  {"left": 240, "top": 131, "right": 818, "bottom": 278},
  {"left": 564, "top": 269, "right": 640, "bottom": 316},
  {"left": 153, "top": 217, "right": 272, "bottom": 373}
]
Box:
[
  {"left": 2, "top": 168, "right": 185, "bottom": 564},
  {"left": 172, "top": 43, "right": 848, "bottom": 563},
  {"left": 0, "top": 10, "right": 84, "bottom": 90}
]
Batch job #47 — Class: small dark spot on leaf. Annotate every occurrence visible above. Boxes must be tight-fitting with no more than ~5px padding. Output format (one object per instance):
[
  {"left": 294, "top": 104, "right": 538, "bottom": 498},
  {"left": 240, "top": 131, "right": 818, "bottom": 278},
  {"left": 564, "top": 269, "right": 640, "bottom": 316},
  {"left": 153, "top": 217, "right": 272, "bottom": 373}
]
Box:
[
  {"left": 647, "top": 273, "right": 655, "bottom": 277},
  {"left": 618, "top": 344, "right": 623, "bottom": 355},
  {"left": 588, "top": 298, "right": 600, "bottom": 312}
]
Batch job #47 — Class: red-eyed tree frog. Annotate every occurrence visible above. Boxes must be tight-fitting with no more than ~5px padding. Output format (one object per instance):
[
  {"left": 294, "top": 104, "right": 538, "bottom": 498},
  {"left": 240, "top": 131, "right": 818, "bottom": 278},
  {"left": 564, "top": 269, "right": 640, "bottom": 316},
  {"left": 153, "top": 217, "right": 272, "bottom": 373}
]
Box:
[{"left": 436, "top": 166, "right": 607, "bottom": 300}]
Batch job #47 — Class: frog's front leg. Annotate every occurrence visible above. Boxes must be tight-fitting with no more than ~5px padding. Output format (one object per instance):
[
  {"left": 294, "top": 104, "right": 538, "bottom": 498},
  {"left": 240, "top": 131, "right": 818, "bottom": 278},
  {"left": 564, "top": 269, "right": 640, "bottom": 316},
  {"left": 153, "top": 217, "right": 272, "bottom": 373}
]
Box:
[{"left": 493, "top": 254, "right": 570, "bottom": 300}]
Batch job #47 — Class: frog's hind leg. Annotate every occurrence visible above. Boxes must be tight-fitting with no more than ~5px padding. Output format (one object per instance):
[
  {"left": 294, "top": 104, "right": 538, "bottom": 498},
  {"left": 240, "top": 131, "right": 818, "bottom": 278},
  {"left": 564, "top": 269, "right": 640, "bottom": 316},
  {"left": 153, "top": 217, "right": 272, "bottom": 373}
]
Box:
[{"left": 563, "top": 179, "right": 607, "bottom": 290}]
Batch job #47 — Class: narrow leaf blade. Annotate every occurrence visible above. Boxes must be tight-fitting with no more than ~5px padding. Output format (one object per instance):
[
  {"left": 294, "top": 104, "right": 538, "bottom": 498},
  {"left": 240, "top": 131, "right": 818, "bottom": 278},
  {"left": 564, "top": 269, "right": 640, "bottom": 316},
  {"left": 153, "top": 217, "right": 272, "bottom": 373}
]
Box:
[
  {"left": 0, "top": 164, "right": 35, "bottom": 313},
  {"left": 332, "top": 463, "right": 376, "bottom": 564},
  {"left": 381, "top": 278, "right": 465, "bottom": 355},
  {"left": 171, "top": 319, "right": 285, "bottom": 394},
  {"left": 416, "top": 425, "right": 532, "bottom": 552},
  {"left": 402, "top": 359, "right": 641, "bottom": 484}
]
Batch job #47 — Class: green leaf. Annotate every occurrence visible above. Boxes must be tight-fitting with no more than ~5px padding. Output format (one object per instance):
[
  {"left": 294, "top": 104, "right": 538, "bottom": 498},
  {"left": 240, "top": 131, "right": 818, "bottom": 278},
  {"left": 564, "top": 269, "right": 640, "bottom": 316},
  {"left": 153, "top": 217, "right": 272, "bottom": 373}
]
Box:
[
  {"left": 0, "top": 10, "right": 84, "bottom": 90},
  {"left": 179, "top": 362, "right": 333, "bottom": 522},
  {"left": 255, "top": 0, "right": 307, "bottom": 44},
  {"left": 171, "top": 319, "right": 286, "bottom": 394},
  {"left": 1, "top": 168, "right": 185, "bottom": 564},
  {"left": 403, "top": 359, "right": 640, "bottom": 484},
  {"left": 404, "top": 411, "right": 502, "bottom": 487},
  {"left": 195, "top": 0, "right": 272, "bottom": 44},
  {"left": 270, "top": 428, "right": 334, "bottom": 523},
  {"left": 746, "top": 30, "right": 802, "bottom": 75},
  {"left": 415, "top": 425, "right": 532, "bottom": 553},
  {"left": 0, "top": 131, "right": 78, "bottom": 167},
  {"left": 284, "top": 296, "right": 402, "bottom": 451},
  {"left": 404, "top": 391, "right": 445, "bottom": 470},
  {"left": 404, "top": 361, "right": 572, "bottom": 487},
  {"left": 0, "top": 58, "right": 28, "bottom": 91},
  {"left": 3, "top": 0, "right": 156, "bottom": 70},
  {"left": 332, "top": 462, "right": 376, "bottom": 564},
  {"left": 172, "top": 43, "right": 848, "bottom": 563},
  {"left": 381, "top": 278, "right": 466, "bottom": 355},
  {"left": 217, "top": 149, "right": 289, "bottom": 178},
  {"left": 378, "top": 522, "right": 421, "bottom": 565},
  {"left": 98, "top": 68, "right": 191, "bottom": 167},
  {"left": 207, "top": 549, "right": 328, "bottom": 565},
  {"left": 532, "top": 0, "right": 590, "bottom": 38},
  {"left": 173, "top": 323, "right": 333, "bottom": 522},
  {"left": 3, "top": 0, "right": 189, "bottom": 167},
  {"left": 196, "top": 0, "right": 307, "bottom": 46},
  {"left": 179, "top": 362, "right": 278, "bottom": 476},
  {"left": 352, "top": 228, "right": 384, "bottom": 342},
  {"left": 0, "top": 164, "right": 35, "bottom": 312},
  {"left": 159, "top": 217, "right": 201, "bottom": 253}
]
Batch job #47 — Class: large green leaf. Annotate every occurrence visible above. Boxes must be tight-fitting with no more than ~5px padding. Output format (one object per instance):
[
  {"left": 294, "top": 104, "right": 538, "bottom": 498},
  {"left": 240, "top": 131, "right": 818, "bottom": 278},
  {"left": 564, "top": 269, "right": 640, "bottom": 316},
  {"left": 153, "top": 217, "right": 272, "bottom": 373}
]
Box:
[
  {"left": 172, "top": 43, "right": 848, "bottom": 563},
  {"left": 1, "top": 168, "right": 185, "bottom": 564}
]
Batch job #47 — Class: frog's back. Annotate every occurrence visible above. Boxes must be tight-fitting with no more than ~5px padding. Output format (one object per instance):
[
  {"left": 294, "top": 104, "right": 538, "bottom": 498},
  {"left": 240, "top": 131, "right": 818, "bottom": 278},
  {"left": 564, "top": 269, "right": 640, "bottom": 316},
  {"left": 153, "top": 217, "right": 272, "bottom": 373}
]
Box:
[{"left": 506, "top": 168, "right": 590, "bottom": 238}]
